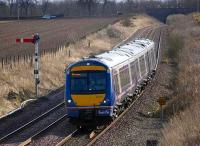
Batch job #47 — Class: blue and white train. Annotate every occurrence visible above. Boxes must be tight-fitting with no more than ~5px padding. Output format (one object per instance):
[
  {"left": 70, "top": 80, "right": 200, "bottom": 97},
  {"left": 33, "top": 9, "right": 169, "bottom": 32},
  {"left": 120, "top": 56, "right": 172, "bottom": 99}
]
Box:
[{"left": 65, "top": 39, "right": 157, "bottom": 127}]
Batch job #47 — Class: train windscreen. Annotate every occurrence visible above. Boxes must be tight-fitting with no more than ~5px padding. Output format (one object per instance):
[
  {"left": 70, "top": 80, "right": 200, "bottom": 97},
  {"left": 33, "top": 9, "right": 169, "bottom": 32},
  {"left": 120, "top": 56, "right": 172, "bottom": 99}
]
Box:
[{"left": 70, "top": 71, "right": 106, "bottom": 94}]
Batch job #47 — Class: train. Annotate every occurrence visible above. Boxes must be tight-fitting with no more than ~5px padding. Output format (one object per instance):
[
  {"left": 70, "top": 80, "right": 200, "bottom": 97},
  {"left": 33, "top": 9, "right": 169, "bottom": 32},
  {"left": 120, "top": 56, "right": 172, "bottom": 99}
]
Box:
[{"left": 65, "top": 38, "right": 157, "bottom": 128}]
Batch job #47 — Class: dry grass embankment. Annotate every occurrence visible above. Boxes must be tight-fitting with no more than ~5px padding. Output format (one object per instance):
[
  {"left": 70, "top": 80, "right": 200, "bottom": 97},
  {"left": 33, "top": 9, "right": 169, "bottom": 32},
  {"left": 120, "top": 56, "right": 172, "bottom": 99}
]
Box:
[
  {"left": 160, "top": 14, "right": 200, "bottom": 146},
  {"left": 193, "top": 12, "right": 200, "bottom": 24},
  {"left": 0, "top": 15, "right": 159, "bottom": 116}
]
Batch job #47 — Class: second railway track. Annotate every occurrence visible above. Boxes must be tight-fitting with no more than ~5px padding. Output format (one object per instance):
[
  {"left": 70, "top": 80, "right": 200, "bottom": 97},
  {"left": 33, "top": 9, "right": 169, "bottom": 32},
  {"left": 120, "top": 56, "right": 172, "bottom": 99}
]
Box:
[{"left": 0, "top": 101, "right": 66, "bottom": 145}]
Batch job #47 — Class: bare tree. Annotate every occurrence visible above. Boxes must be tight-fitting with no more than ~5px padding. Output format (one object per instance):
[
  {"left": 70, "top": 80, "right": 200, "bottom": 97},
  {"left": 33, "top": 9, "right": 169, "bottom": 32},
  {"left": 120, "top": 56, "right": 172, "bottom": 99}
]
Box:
[
  {"left": 7, "top": 0, "right": 15, "bottom": 16},
  {"left": 19, "top": 0, "right": 32, "bottom": 16},
  {"left": 41, "top": 0, "right": 49, "bottom": 15},
  {"left": 78, "top": 0, "right": 97, "bottom": 16},
  {"left": 102, "top": 0, "right": 107, "bottom": 15},
  {"left": 0, "top": 1, "right": 9, "bottom": 17}
]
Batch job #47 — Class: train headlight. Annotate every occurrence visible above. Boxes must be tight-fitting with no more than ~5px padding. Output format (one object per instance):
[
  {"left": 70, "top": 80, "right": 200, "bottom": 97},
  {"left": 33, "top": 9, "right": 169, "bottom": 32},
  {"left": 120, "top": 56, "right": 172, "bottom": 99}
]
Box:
[
  {"left": 103, "top": 99, "right": 110, "bottom": 105},
  {"left": 67, "top": 99, "right": 72, "bottom": 103}
]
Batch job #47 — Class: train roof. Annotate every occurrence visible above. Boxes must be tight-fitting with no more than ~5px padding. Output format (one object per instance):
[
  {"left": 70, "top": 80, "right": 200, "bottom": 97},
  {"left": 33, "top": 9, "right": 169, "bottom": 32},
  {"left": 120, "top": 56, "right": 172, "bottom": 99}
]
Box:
[{"left": 88, "top": 39, "right": 155, "bottom": 68}]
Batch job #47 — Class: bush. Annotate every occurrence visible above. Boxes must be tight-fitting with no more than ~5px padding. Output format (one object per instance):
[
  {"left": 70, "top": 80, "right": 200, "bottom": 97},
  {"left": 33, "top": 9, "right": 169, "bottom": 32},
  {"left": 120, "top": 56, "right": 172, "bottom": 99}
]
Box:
[
  {"left": 6, "top": 91, "right": 18, "bottom": 100},
  {"left": 121, "top": 18, "right": 132, "bottom": 27},
  {"left": 167, "top": 34, "right": 184, "bottom": 61},
  {"left": 106, "top": 26, "right": 121, "bottom": 38}
]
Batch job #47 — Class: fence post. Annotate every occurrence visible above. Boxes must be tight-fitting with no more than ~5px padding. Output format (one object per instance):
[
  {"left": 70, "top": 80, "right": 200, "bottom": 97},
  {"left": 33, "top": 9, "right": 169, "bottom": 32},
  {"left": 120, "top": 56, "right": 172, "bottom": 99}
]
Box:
[
  {"left": 24, "top": 54, "right": 25, "bottom": 64},
  {"left": 30, "top": 56, "right": 33, "bottom": 67},
  {"left": 9, "top": 56, "right": 12, "bottom": 66},
  {"left": 8, "top": 56, "right": 11, "bottom": 69},
  {"left": 5, "top": 56, "right": 7, "bottom": 64},
  {"left": 18, "top": 55, "right": 20, "bottom": 63},
  {"left": 25, "top": 53, "right": 27, "bottom": 61},
  {"left": 1, "top": 58, "right": 3, "bottom": 69},
  {"left": 13, "top": 56, "right": 16, "bottom": 66},
  {"left": 69, "top": 50, "right": 71, "bottom": 57}
]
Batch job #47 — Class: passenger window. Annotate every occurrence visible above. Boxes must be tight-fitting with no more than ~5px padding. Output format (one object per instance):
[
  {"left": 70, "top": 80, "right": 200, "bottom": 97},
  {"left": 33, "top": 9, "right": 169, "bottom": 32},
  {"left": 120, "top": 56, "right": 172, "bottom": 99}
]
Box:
[
  {"left": 119, "top": 65, "right": 130, "bottom": 90},
  {"left": 130, "top": 61, "right": 137, "bottom": 83}
]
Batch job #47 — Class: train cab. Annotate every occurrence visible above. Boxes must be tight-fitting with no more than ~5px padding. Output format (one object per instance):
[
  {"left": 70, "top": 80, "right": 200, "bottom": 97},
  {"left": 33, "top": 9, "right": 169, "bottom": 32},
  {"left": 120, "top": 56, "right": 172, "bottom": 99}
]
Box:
[{"left": 65, "top": 59, "right": 114, "bottom": 126}]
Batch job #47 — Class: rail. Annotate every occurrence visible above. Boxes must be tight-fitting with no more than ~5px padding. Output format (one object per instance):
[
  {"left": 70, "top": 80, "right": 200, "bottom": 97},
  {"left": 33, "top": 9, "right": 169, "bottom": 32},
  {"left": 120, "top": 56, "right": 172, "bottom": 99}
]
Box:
[{"left": 0, "top": 101, "right": 65, "bottom": 143}]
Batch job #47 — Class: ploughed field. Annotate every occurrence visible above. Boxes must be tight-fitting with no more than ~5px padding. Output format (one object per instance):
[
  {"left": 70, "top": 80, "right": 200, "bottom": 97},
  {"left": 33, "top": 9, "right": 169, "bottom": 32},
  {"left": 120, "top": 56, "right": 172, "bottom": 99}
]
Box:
[{"left": 0, "top": 17, "right": 118, "bottom": 58}]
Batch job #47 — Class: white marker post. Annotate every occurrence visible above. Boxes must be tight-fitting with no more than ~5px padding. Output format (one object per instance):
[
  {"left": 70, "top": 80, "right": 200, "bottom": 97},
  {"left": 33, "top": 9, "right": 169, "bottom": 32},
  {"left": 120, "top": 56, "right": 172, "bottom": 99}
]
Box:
[{"left": 16, "top": 34, "right": 40, "bottom": 98}]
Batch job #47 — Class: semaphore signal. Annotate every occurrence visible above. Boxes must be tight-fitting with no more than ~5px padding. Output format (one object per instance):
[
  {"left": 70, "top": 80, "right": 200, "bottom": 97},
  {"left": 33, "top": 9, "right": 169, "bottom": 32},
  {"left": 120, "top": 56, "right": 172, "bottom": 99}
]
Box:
[
  {"left": 16, "top": 38, "right": 34, "bottom": 43},
  {"left": 16, "top": 34, "right": 40, "bottom": 98}
]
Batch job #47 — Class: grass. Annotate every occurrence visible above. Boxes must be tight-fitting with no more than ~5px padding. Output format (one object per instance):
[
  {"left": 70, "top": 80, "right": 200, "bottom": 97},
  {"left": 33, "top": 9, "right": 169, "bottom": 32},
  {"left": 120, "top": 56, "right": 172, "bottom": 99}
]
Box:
[
  {"left": 193, "top": 12, "right": 200, "bottom": 24},
  {"left": 106, "top": 25, "right": 122, "bottom": 38},
  {"left": 159, "top": 14, "right": 200, "bottom": 146},
  {"left": 121, "top": 17, "right": 133, "bottom": 27}
]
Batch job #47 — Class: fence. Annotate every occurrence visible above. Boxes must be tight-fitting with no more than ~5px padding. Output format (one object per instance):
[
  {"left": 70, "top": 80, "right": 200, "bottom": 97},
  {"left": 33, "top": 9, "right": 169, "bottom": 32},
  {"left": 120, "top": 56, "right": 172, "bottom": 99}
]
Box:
[{"left": 0, "top": 46, "right": 71, "bottom": 70}]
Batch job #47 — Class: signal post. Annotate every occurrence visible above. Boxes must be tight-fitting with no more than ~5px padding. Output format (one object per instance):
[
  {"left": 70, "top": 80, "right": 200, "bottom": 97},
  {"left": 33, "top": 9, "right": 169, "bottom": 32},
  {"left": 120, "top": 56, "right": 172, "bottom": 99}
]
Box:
[{"left": 16, "top": 34, "right": 40, "bottom": 98}]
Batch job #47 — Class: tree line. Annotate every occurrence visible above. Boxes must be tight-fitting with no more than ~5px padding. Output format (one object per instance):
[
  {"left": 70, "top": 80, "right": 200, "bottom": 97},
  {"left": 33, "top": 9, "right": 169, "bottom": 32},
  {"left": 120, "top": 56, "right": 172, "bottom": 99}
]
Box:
[{"left": 0, "top": 0, "right": 199, "bottom": 18}]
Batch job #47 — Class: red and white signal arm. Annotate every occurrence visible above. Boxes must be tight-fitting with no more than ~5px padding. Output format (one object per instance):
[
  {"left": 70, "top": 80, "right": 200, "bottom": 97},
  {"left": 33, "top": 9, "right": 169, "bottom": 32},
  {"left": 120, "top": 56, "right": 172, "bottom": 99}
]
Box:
[{"left": 16, "top": 38, "right": 34, "bottom": 43}]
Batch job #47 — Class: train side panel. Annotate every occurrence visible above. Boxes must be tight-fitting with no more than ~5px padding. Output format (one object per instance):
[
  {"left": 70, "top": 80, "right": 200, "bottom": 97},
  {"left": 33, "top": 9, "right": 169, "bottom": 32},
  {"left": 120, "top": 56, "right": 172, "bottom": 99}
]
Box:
[{"left": 111, "top": 43, "right": 156, "bottom": 105}]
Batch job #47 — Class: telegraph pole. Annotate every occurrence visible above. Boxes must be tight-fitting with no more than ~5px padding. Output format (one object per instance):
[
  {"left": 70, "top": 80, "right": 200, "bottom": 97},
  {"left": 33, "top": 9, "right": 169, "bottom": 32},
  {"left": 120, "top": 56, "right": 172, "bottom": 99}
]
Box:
[
  {"left": 16, "top": 34, "right": 40, "bottom": 98},
  {"left": 176, "top": 0, "right": 179, "bottom": 8},
  {"left": 17, "top": 0, "right": 20, "bottom": 20}
]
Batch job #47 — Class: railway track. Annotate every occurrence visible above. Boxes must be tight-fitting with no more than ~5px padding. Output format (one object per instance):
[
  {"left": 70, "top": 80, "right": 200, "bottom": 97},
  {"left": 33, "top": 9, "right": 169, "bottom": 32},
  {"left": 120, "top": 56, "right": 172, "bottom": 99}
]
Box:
[
  {"left": 19, "top": 114, "right": 68, "bottom": 146},
  {"left": 0, "top": 101, "right": 66, "bottom": 145},
  {"left": 0, "top": 89, "right": 64, "bottom": 138},
  {"left": 85, "top": 26, "right": 164, "bottom": 146},
  {"left": 52, "top": 26, "right": 164, "bottom": 146},
  {"left": 55, "top": 91, "right": 145, "bottom": 146}
]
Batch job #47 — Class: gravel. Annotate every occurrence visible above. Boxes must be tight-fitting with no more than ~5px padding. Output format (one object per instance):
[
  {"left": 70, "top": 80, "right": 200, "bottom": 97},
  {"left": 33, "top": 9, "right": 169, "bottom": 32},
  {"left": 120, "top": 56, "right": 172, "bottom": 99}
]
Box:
[{"left": 30, "top": 119, "right": 76, "bottom": 146}]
